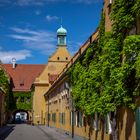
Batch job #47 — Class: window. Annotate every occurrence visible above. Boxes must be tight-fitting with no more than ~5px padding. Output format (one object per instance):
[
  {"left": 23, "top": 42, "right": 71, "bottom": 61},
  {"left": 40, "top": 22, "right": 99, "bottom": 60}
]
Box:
[
  {"left": 26, "top": 97, "right": 30, "bottom": 104},
  {"left": 57, "top": 57, "right": 60, "bottom": 60},
  {"left": 15, "top": 97, "right": 18, "bottom": 103},
  {"left": 76, "top": 111, "right": 83, "bottom": 127},
  {"left": 94, "top": 113, "right": 99, "bottom": 131},
  {"left": 66, "top": 57, "right": 68, "bottom": 60},
  {"left": 59, "top": 36, "right": 65, "bottom": 45},
  {"left": 62, "top": 113, "right": 65, "bottom": 124},
  {"left": 52, "top": 113, "right": 56, "bottom": 122},
  {"left": 48, "top": 113, "right": 51, "bottom": 121},
  {"left": 104, "top": 114, "right": 112, "bottom": 134},
  {"left": 91, "top": 115, "right": 94, "bottom": 129},
  {"left": 70, "top": 112, "right": 72, "bottom": 126},
  {"left": 59, "top": 113, "right": 65, "bottom": 124},
  {"left": 20, "top": 97, "right": 24, "bottom": 103},
  {"left": 136, "top": 107, "right": 140, "bottom": 140}
]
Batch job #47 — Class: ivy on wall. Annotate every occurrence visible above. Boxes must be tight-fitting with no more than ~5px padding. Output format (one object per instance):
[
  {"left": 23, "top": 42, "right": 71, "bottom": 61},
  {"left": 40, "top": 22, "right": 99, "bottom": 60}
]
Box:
[
  {"left": 14, "top": 91, "right": 33, "bottom": 110},
  {"left": 0, "top": 68, "right": 9, "bottom": 93},
  {"left": 0, "top": 67, "right": 11, "bottom": 111},
  {"left": 68, "top": 0, "right": 140, "bottom": 116}
]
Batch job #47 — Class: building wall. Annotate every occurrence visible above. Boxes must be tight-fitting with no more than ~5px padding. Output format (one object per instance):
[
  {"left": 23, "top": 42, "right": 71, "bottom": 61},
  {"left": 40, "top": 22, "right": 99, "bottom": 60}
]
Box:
[
  {"left": 43, "top": 0, "right": 140, "bottom": 139},
  {"left": 32, "top": 46, "right": 71, "bottom": 125},
  {"left": 45, "top": 75, "right": 139, "bottom": 140},
  {"left": 117, "top": 107, "right": 137, "bottom": 140},
  {"left": 33, "top": 85, "right": 48, "bottom": 124}
]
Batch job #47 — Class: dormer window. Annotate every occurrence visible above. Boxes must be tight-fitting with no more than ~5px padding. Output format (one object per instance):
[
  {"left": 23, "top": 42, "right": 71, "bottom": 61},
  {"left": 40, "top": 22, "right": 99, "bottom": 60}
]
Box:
[
  {"left": 20, "top": 80, "right": 24, "bottom": 86},
  {"left": 109, "top": 0, "right": 113, "bottom": 4}
]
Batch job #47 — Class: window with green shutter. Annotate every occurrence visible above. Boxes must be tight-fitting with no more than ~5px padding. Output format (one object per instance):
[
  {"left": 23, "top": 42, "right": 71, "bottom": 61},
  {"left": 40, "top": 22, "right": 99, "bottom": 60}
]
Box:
[
  {"left": 48, "top": 113, "right": 51, "bottom": 121},
  {"left": 95, "top": 113, "right": 99, "bottom": 131},
  {"left": 79, "top": 111, "right": 82, "bottom": 127},
  {"left": 105, "top": 114, "right": 109, "bottom": 133},
  {"left": 63, "top": 113, "right": 65, "bottom": 125},
  {"left": 70, "top": 112, "right": 71, "bottom": 125},
  {"left": 136, "top": 107, "right": 140, "bottom": 140},
  {"left": 74, "top": 112, "right": 76, "bottom": 125},
  {"left": 59, "top": 113, "right": 61, "bottom": 123},
  {"left": 91, "top": 115, "right": 94, "bottom": 129}
]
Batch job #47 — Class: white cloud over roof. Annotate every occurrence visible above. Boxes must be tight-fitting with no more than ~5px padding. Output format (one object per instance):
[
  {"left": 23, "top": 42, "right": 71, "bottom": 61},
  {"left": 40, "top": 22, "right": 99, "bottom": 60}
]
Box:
[{"left": 0, "top": 49, "right": 32, "bottom": 63}]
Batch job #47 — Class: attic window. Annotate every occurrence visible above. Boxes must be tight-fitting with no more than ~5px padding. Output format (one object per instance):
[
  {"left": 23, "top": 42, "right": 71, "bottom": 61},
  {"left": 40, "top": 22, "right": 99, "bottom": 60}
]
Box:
[
  {"left": 57, "top": 57, "right": 60, "bottom": 60},
  {"left": 20, "top": 80, "right": 24, "bottom": 86}
]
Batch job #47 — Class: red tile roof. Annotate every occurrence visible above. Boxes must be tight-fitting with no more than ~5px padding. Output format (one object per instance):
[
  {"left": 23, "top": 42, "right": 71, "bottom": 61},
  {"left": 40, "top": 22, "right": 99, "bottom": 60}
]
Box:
[{"left": 3, "top": 64, "right": 45, "bottom": 92}]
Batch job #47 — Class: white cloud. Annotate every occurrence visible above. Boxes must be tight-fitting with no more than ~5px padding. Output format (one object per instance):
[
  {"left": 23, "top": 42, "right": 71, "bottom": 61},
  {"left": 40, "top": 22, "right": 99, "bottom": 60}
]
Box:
[
  {"left": 0, "top": 49, "right": 32, "bottom": 63},
  {"left": 46, "top": 15, "right": 59, "bottom": 22},
  {"left": 10, "top": 27, "right": 56, "bottom": 54}
]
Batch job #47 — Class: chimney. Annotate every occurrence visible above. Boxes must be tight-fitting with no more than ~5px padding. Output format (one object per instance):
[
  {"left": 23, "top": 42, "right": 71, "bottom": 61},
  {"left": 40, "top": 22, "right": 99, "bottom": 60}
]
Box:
[{"left": 12, "top": 58, "right": 16, "bottom": 69}]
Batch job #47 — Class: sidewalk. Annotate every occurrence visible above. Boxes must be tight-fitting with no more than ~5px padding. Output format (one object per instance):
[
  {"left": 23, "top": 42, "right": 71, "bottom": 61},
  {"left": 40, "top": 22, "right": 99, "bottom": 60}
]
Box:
[
  {"left": 37, "top": 125, "right": 88, "bottom": 140},
  {"left": 37, "top": 125, "right": 73, "bottom": 140}
]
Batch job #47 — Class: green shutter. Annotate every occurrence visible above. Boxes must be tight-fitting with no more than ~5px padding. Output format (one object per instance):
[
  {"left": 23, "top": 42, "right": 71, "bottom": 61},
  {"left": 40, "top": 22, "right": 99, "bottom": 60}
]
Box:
[
  {"left": 95, "top": 113, "right": 98, "bottom": 131},
  {"left": 105, "top": 114, "right": 109, "bottom": 133},
  {"left": 63, "top": 113, "right": 65, "bottom": 125},
  {"left": 91, "top": 115, "right": 94, "bottom": 129},
  {"left": 79, "top": 112, "right": 82, "bottom": 127},
  {"left": 70, "top": 112, "right": 71, "bottom": 125},
  {"left": 136, "top": 107, "right": 140, "bottom": 140},
  {"left": 74, "top": 112, "right": 76, "bottom": 125},
  {"left": 59, "top": 113, "right": 61, "bottom": 123}
]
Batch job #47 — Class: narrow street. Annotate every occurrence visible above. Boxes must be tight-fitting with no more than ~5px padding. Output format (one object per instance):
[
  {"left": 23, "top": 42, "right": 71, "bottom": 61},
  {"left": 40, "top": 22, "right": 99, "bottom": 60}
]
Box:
[{"left": 0, "top": 124, "right": 72, "bottom": 140}]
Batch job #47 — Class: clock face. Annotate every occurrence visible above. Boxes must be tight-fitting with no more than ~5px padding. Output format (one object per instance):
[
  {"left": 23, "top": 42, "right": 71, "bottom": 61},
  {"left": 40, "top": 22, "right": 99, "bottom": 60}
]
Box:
[{"left": 48, "top": 65, "right": 56, "bottom": 71}]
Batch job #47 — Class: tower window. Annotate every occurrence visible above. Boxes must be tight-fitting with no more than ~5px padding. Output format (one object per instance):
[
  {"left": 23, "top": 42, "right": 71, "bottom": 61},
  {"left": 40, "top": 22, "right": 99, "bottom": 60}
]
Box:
[{"left": 59, "top": 36, "right": 65, "bottom": 45}]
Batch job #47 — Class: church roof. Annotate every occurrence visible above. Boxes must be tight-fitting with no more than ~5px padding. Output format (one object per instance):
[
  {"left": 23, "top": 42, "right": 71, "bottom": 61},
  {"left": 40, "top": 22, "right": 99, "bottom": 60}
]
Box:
[
  {"left": 3, "top": 64, "right": 45, "bottom": 92},
  {"left": 57, "top": 26, "right": 67, "bottom": 35}
]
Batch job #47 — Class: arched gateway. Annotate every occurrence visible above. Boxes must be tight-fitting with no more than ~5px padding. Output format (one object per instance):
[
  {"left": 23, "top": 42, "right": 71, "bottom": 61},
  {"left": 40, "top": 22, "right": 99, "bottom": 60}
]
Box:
[{"left": 12, "top": 109, "right": 30, "bottom": 123}]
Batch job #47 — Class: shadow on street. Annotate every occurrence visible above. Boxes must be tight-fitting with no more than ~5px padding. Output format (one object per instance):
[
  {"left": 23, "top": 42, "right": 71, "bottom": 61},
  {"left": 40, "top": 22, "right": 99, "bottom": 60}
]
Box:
[{"left": 0, "top": 125, "right": 15, "bottom": 140}]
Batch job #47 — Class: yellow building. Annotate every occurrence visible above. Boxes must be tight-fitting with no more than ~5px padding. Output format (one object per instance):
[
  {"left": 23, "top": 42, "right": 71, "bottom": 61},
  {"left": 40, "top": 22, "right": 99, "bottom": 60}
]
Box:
[
  {"left": 32, "top": 26, "right": 71, "bottom": 125},
  {"left": 43, "top": 0, "right": 140, "bottom": 140}
]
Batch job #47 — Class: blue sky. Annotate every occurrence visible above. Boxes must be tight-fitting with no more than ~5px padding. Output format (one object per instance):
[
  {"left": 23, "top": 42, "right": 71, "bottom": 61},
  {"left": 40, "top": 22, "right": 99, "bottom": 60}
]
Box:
[{"left": 0, "top": 0, "right": 103, "bottom": 64}]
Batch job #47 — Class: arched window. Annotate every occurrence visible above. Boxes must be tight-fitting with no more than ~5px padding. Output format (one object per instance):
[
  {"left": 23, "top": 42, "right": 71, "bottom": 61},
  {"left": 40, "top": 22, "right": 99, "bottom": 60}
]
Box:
[{"left": 136, "top": 106, "right": 140, "bottom": 140}]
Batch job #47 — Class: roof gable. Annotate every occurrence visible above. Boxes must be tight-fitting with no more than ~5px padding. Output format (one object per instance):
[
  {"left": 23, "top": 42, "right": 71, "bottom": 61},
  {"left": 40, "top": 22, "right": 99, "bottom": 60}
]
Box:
[{"left": 3, "top": 64, "right": 45, "bottom": 92}]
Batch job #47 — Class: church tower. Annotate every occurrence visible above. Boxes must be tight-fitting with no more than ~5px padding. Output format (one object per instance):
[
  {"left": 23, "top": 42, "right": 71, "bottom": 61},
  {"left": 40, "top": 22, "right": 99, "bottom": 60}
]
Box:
[
  {"left": 57, "top": 25, "right": 67, "bottom": 46},
  {"left": 33, "top": 25, "right": 71, "bottom": 125}
]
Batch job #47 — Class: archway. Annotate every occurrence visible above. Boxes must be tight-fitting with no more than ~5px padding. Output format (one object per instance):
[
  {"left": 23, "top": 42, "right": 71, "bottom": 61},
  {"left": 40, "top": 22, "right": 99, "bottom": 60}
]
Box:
[{"left": 13, "top": 109, "right": 29, "bottom": 123}]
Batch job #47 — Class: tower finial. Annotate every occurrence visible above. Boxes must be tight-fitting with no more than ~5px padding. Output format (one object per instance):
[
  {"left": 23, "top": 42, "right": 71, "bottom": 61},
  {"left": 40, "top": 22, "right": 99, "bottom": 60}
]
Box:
[{"left": 61, "top": 17, "right": 63, "bottom": 27}]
